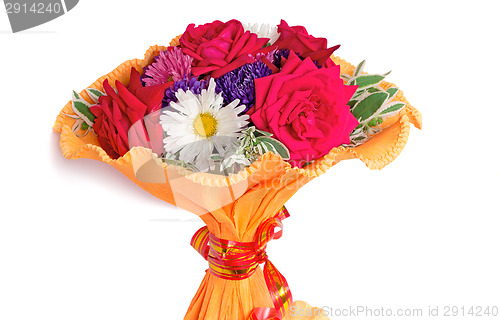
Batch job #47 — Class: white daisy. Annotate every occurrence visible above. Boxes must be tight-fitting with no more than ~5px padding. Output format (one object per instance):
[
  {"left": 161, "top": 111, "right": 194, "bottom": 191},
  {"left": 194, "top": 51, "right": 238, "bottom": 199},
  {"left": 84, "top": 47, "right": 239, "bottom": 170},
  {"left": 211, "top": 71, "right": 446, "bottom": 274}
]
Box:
[
  {"left": 243, "top": 22, "right": 280, "bottom": 46},
  {"left": 160, "top": 79, "right": 249, "bottom": 171}
]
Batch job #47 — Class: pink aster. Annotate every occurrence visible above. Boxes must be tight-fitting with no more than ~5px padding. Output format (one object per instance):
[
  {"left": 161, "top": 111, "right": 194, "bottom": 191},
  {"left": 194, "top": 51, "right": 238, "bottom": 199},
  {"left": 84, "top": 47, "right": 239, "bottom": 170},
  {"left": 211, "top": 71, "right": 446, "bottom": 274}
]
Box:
[{"left": 142, "top": 46, "right": 193, "bottom": 86}]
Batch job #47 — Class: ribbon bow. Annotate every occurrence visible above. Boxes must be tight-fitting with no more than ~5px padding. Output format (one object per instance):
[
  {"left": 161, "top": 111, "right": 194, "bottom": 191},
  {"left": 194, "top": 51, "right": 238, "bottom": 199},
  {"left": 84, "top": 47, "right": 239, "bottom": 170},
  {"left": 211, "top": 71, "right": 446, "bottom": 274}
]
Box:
[{"left": 190, "top": 207, "right": 292, "bottom": 320}]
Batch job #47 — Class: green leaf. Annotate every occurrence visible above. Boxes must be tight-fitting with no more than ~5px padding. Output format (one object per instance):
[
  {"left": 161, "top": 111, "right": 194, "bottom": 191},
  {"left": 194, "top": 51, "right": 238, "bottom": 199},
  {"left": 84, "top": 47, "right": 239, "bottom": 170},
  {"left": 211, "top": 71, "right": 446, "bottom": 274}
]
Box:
[
  {"left": 220, "top": 158, "right": 233, "bottom": 171},
  {"left": 351, "top": 91, "right": 364, "bottom": 100},
  {"left": 81, "top": 122, "right": 89, "bottom": 131},
  {"left": 367, "top": 87, "right": 382, "bottom": 93},
  {"left": 71, "top": 119, "right": 83, "bottom": 133},
  {"left": 340, "top": 74, "right": 351, "bottom": 82},
  {"left": 86, "top": 88, "right": 105, "bottom": 103},
  {"left": 162, "top": 158, "right": 200, "bottom": 172},
  {"left": 254, "top": 128, "right": 273, "bottom": 137},
  {"left": 262, "top": 141, "right": 274, "bottom": 153},
  {"left": 256, "top": 144, "right": 264, "bottom": 155},
  {"left": 72, "top": 90, "right": 81, "bottom": 100},
  {"left": 349, "top": 74, "right": 385, "bottom": 89},
  {"left": 379, "top": 102, "right": 405, "bottom": 115},
  {"left": 347, "top": 100, "right": 357, "bottom": 108},
  {"left": 351, "top": 91, "right": 389, "bottom": 121},
  {"left": 256, "top": 136, "right": 290, "bottom": 160},
  {"left": 211, "top": 154, "right": 224, "bottom": 161},
  {"left": 353, "top": 60, "right": 366, "bottom": 77},
  {"left": 72, "top": 100, "right": 96, "bottom": 125},
  {"left": 353, "top": 136, "right": 366, "bottom": 141},
  {"left": 386, "top": 87, "right": 399, "bottom": 101},
  {"left": 302, "top": 161, "right": 314, "bottom": 168}
]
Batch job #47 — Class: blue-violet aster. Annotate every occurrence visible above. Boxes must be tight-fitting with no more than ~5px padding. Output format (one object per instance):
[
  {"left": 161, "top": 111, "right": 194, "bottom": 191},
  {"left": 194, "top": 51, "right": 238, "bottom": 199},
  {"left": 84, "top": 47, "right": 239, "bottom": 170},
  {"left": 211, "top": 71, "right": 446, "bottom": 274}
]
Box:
[
  {"left": 272, "top": 49, "right": 320, "bottom": 70},
  {"left": 215, "top": 61, "right": 272, "bottom": 112},
  {"left": 162, "top": 77, "right": 211, "bottom": 109}
]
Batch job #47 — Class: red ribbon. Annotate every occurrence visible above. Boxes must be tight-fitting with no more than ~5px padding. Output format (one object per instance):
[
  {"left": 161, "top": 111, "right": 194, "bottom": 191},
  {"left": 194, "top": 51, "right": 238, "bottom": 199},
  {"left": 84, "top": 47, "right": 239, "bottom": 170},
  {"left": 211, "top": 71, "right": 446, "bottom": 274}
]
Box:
[{"left": 190, "top": 207, "right": 292, "bottom": 320}]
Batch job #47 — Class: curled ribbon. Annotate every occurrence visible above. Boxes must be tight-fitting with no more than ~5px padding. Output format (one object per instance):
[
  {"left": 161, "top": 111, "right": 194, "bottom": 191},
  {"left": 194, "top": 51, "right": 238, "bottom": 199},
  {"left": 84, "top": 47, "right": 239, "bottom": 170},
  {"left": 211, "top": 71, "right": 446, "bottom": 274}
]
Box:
[{"left": 190, "top": 207, "right": 292, "bottom": 320}]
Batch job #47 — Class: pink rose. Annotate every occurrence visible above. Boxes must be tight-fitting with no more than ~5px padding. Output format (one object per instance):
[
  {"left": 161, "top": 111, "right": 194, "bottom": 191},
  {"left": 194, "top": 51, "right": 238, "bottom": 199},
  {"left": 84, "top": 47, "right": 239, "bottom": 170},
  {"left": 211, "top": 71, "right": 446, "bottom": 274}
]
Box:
[
  {"left": 180, "top": 19, "right": 269, "bottom": 78},
  {"left": 248, "top": 53, "right": 358, "bottom": 167},
  {"left": 273, "top": 20, "right": 340, "bottom": 67}
]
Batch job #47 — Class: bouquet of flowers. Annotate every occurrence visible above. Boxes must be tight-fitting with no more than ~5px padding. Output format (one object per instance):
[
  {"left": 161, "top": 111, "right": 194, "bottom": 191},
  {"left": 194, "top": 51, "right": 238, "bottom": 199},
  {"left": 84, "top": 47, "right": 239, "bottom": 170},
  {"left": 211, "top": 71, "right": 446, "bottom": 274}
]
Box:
[{"left": 54, "top": 19, "right": 421, "bottom": 320}]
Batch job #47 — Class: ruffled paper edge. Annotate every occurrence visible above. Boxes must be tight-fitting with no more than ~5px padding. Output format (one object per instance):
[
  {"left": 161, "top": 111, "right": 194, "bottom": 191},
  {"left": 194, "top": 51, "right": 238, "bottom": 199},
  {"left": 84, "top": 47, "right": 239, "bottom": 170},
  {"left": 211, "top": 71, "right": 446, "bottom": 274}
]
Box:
[
  {"left": 285, "top": 300, "right": 330, "bottom": 320},
  {"left": 53, "top": 45, "right": 422, "bottom": 188},
  {"left": 53, "top": 45, "right": 169, "bottom": 134}
]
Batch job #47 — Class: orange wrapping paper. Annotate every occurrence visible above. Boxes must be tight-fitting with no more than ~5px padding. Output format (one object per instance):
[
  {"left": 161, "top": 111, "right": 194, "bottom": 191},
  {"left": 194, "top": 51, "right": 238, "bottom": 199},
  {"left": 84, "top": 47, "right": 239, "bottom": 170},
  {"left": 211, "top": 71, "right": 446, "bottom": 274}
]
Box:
[{"left": 53, "top": 45, "right": 421, "bottom": 320}]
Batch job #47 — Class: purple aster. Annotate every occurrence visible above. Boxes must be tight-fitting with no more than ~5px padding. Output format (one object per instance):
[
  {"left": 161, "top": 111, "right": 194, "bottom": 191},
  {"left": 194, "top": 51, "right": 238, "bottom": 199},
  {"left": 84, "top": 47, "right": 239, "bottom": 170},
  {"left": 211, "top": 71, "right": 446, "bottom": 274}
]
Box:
[
  {"left": 214, "top": 61, "right": 272, "bottom": 112},
  {"left": 272, "top": 49, "right": 320, "bottom": 69},
  {"left": 141, "top": 47, "right": 193, "bottom": 87},
  {"left": 272, "top": 49, "right": 290, "bottom": 69},
  {"left": 162, "top": 77, "right": 211, "bottom": 108}
]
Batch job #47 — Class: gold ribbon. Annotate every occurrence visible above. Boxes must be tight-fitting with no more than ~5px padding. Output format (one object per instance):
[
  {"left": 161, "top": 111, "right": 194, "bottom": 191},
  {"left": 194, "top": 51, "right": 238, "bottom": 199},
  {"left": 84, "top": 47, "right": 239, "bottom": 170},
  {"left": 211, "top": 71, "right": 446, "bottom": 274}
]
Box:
[{"left": 190, "top": 207, "right": 292, "bottom": 319}]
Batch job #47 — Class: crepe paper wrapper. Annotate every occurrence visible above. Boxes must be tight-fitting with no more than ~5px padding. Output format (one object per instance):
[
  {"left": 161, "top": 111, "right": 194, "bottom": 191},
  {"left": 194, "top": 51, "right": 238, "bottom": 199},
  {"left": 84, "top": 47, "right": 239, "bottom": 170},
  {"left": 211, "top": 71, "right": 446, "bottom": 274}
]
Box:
[
  {"left": 53, "top": 45, "right": 421, "bottom": 320},
  {"left": 286, "top": 301, "right": 330, "bottom": 320}
]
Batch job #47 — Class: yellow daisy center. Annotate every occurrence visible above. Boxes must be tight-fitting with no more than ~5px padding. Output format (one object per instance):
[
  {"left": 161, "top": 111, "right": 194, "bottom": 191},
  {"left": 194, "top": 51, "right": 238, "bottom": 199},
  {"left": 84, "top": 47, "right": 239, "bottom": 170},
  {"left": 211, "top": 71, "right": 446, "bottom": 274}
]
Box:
[{"left": 193, "top": 112, "right": 218, "bottom": 138}]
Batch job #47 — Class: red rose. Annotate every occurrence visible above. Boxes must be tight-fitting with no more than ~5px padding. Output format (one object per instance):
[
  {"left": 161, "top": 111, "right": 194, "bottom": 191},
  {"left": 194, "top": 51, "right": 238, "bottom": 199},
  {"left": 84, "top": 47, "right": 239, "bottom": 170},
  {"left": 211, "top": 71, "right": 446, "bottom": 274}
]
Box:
[
  {"left": 90, "top": 68, "right": 171, "bottom": 159},
  {"left": 180, "top": 19, "right": 269, "bottom": 78},
  {"left": 273, "top": 19, "right": 340, "bottom": 67},
  {"left": 248, "top": 53, "right": 358, "bottom": 167}
]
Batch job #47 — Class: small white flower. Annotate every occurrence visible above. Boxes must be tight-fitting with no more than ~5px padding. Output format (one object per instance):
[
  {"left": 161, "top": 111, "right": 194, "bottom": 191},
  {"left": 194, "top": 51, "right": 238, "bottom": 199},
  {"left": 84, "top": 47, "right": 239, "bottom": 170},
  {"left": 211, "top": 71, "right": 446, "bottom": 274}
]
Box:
[
  {"left": 220, "top": 152, "right": 252, "bottom": 171},
  {"left": 160, "top": 79, "right": 249, "bottom": 171},
  {"left": 243, "top": 22, "right": 280, "bottom": 45}
]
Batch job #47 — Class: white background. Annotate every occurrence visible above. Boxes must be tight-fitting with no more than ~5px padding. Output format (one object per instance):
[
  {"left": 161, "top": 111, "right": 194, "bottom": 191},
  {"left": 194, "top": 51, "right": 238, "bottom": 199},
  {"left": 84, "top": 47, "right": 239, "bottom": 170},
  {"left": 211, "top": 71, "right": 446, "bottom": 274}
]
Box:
[{"left": 1, "top": 1, "right": 499, "bottom": 319}]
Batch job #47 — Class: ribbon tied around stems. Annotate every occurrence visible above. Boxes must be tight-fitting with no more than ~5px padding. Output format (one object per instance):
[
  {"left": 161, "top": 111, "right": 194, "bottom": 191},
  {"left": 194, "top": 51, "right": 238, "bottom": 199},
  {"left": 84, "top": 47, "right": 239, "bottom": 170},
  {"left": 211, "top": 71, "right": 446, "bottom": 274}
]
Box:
[{"left": 190, "top": 207, "right": 292, "bottom": 320}]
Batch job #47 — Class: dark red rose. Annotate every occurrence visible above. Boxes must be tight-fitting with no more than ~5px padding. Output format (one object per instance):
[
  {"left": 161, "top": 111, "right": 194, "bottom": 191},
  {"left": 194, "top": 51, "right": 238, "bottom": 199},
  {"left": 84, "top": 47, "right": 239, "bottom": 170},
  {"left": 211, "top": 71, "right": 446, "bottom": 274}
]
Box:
[
  {"left": 90, "top": 68, "right": 171, "bottom": 159},
  {"left": 248, "top": 53, "right": 358, "bottom": 167},
  {"left": 273, "top": 19, "right": 340, "bottom": 67},
  {"left": 180, "top": 19, "right": 269, "bottom": 78}
]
